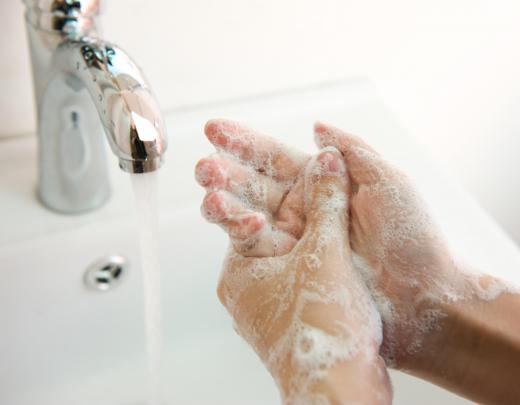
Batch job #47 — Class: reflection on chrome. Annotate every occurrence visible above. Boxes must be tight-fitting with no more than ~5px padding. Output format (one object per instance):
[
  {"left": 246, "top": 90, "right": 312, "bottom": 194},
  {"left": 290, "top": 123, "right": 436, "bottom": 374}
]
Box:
[{"left": 22, "top": 0, "right": 168, "bottom": 213}]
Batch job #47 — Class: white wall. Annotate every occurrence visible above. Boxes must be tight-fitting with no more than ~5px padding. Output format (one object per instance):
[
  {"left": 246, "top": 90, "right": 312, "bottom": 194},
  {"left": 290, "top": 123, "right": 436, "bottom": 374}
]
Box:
[{"left": 1, "top": 0, "right": 520, "bottom": 244}]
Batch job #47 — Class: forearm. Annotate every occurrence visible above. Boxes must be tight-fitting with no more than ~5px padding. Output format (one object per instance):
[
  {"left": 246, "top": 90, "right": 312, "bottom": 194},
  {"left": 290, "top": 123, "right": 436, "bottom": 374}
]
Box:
[{"left": 403, "top": 287, "right": 520, "bottom": 404}]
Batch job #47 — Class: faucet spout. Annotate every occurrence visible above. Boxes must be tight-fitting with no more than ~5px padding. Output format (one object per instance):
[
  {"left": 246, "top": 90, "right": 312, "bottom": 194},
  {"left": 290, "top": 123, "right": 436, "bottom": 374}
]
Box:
[
  {"left": 55, "top": 38, "right": 168, "bottom": 174},
  {"left": 23, "top": 0, "right": 167, "bottom": 213}
]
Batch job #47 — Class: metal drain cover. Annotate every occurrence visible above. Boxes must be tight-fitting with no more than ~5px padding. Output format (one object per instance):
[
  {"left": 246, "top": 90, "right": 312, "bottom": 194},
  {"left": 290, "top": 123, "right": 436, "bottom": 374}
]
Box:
[{"left": 84, "top": 255, "right": 128, "bottom": 291}]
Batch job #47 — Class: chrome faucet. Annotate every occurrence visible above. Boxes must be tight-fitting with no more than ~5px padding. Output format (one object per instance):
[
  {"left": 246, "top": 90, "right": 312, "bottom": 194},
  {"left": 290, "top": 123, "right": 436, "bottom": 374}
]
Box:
[{"left": 22, "top": 0, "right": 167, "bottom": 213}]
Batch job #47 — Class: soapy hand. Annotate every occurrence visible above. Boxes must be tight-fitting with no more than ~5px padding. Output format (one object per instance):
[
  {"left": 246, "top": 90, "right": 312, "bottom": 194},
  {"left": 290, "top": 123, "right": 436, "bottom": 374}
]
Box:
[
  {"left": 212, "top": 149, "right": 390, "bottom": 403},
  {"left": 196, "top": 119, "right": 506, "bottom": 368},
  {"left": 195, "top": 120, "right": 309, "bottom": 257}
]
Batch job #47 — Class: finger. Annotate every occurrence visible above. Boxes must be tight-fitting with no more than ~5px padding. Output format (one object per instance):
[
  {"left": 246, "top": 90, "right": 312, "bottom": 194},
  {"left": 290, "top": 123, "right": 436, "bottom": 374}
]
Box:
[
  {"left": 201, "top": 190, "right": 297, "bottom": 257},
  {"left": 204, "top": 119, "right": 308, "bottom": 181},
  {"left": 314, "top": 122, "right": 386, "bottom": 184},
  {"left": 314, "top": 121, "right": 376, "bottom": 153},
  {"left": 276, "top": 175, "right": 306, "bottom": 239},
  {"left": 195, "top": 154, "right": 287, "bottom": 213},
  {"left": 301, "top": 147, "right": 350, "bottom": 244}
]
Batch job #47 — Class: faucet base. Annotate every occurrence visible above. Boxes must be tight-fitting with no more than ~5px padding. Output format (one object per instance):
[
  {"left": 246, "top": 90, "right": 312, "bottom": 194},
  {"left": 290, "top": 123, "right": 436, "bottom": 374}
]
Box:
[{"left": 38, "top": 185, "right": 111, "bottom": 215}]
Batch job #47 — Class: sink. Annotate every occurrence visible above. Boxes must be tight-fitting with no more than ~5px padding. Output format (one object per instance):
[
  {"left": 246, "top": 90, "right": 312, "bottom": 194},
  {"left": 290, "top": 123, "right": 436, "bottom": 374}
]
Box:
[
  {"left": 1, "top": 81, "right": 519, "bottom": 404},
  {"left": 0, "top": 209, "right": 278, "bottom": 404}
]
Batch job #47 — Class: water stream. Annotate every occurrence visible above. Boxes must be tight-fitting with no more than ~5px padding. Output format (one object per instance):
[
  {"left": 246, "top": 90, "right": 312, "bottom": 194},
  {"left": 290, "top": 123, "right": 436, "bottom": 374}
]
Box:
[{"left": 132, "top": 172, "right": 163, "bottom": 405}]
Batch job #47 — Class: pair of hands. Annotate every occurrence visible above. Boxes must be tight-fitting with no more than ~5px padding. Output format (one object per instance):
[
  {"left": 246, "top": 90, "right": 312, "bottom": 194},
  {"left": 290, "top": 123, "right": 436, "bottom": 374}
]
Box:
[{"left": 195, "top": 119, "right": 493, "bottom": 402}]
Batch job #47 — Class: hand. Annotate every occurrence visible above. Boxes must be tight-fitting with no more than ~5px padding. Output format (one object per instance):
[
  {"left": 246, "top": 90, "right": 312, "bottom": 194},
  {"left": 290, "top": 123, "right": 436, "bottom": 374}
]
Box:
[
  {"left": 195, "top": 119, "right": 308, "bottom": 257},
  {"left": 196, "top": 119, "right": 506, "bottom": 368},
  {"left": 211, "top": 149, "right": 391, "bottom": 404}
]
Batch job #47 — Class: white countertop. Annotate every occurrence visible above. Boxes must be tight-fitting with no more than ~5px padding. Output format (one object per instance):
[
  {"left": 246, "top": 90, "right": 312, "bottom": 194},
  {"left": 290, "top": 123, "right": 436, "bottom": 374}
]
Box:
[{"left": 1, "top": 80, "right": 519, "bottom": 285}]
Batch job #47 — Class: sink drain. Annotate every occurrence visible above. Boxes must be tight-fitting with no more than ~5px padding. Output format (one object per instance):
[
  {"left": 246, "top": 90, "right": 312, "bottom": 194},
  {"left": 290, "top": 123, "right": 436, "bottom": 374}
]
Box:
[{"left": 84, "top": 255, "right": 128, "bottom": 291}]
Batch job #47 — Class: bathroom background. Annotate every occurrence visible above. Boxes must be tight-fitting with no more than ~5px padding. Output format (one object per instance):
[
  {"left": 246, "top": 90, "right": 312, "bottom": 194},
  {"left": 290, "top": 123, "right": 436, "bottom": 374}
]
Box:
[{"left": 1, "top": 0, "right": 520, "bottom": 245}]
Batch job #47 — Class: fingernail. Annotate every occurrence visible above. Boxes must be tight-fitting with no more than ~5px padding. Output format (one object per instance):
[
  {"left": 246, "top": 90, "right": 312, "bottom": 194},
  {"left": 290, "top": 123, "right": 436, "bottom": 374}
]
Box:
[
  {"left": 195, "top": 160, "right": 212, "bottom": 186},
  {"left": 314, "top": 121, "right": 328, "bottom": 134},
  {"left": 202, "top": 192, "right": 228, "bottom": 222},
  {"left": 195, "top": 159, "right": 226, "bottom": 188},
  {"left": 205, "top": 122, "right": 229, "bottom": 147},
  {"left": 213, "top": 133, "right": 228, "bottom": 147},
  {"left": 238, "top": 213, "right": 266, "bottom": 237},
  {"left": 317, "top": 150, "right": 345, "bottom": 175}
]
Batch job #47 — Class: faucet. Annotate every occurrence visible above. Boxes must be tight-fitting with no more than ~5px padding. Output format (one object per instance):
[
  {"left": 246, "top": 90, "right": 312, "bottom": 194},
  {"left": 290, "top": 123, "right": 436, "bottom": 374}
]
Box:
[{"left": 22, "top": 0, "right": 168, "bottom": 213}]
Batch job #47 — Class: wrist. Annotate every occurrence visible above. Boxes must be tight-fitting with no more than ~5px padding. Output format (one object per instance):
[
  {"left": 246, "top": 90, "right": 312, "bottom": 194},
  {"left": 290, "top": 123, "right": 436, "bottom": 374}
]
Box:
[
  {"left": 396, "top": 296, "right": 469, "bottom": 376},
  {"left": 278, "top": 346, "right": 392, "bottom": 405},
  {"left": 387, "top": 258, "right": 475, "bottom": 370},
  {"left": 399, "top": 273, "right": 520, "bottom": 403}
]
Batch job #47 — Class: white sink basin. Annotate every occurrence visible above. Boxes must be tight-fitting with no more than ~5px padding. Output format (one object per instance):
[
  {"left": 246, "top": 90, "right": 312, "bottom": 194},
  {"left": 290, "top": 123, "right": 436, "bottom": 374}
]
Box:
[
  {"left": 1, "top": 81, "right": 519, "bottom": 404},
  {"left": 0, "top": 208, "right": 278, "bottom": 404}
]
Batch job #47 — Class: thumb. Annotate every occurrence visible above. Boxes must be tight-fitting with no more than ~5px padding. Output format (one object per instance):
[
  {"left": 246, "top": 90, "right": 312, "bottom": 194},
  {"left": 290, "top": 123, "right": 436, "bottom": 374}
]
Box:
[
  {"left": 301, "top": 147, "right": 350, "bottom": 244},
  {"left": 314, "top": 121, "right": 385, "bottom": 184}
]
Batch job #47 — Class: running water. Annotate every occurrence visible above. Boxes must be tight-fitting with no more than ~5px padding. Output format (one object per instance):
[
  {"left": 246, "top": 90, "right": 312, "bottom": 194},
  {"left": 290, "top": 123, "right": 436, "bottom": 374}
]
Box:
[{"left": 132, "top": 172, "right": 163, "bottom": 405}]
